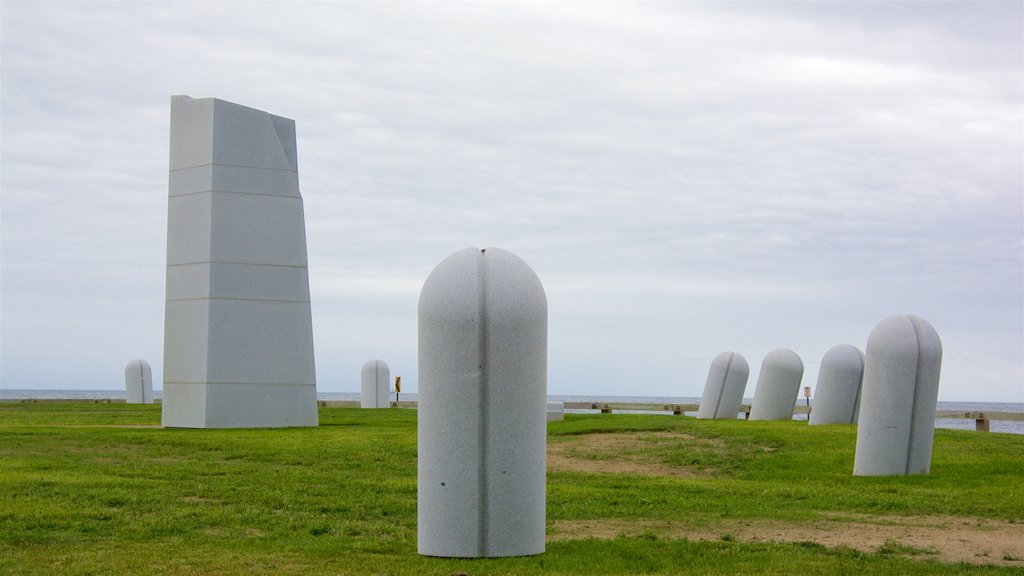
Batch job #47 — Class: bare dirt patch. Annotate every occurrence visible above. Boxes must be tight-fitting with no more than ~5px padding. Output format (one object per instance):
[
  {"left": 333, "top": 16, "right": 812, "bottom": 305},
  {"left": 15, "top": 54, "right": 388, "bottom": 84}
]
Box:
[
  {"left": 549, "top": 515, "right": 1024, "bottom": 566},
  {"left": 547, "top": 431, "right": 721, "bottom": 477}
]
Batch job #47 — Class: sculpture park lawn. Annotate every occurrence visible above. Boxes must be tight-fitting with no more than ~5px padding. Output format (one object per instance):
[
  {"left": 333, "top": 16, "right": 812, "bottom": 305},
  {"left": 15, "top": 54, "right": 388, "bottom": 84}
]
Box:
[{"left": 1, "top": 402, "right": 1022, "bottom": 575}]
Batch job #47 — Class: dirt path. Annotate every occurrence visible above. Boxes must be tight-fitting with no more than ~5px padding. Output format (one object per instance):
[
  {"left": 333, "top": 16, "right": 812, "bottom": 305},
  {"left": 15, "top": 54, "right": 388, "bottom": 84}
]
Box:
[
  {"left": 547, "top": 432, "right": 1024, "bottom": 566},
  {"left": 549, "top": 515, "right": 1024, "bottom": 566}
]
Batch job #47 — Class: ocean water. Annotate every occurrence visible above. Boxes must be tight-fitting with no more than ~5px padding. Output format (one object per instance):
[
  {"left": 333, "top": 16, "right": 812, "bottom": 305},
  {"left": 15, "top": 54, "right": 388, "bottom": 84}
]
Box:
[{"left": 3, "top": 389, "right": 1022, "bottom": 435}]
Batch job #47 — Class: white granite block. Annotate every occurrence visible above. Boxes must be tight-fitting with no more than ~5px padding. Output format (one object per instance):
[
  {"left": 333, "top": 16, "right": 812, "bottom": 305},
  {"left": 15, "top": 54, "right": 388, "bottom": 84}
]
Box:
[
  {"left": 169, "top": 165, "right": 214, "bottom": 197},
  {"left": 162, "top": 95, "right": 317, "bottom": 429},
  {"left": 546, "top": 401, "right": 565, "bottom": 422},
  {"left": 361, "top": 359, "right": 391, "bottom": 408},
  {"left": 208, "top": 193, "right": 308, "bottom": 267},
  {"left": 204, "top": 382, "right": 318, "bottom": 428},
  {"left": 124, "top": 359, "right": 154, "bottom": 404},
  {"left": 165, "top": 193, "right": 212, "bottom": 266},
  {"left": 162, "top": 299, "right": 210, "bottom": 384},
  {"left": 211, "top": 98, "right": 296, "bottom": 172},
  {"left": 808, "top": 345, "right": 865, "bottom": 426},
  {"left": 749, "top": 349, "right": 804, "bottom": 421},
  {"left": 696, "top": 351, "right": 749, "bottom": 419},
  {"left": 418, "top": 247, "right": 547, "bottom": 558},
  {"left": 160, "top": 382, "right": 207, "bottom": 428},
  {"left": 169, "top": 95, "right": 214, "bottom": 170},
  {"left": 854, "top": 315, "right": 942, "bottom": 476},
  {"left": 205, "top": 299, "right": 316, "bottom": 385}
]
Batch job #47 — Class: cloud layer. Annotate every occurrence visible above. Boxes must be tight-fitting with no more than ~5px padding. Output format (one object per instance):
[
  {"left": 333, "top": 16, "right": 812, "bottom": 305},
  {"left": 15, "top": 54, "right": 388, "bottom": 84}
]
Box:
[{"left": 2, "top": 3, "right": 1021, "bottom": 401}]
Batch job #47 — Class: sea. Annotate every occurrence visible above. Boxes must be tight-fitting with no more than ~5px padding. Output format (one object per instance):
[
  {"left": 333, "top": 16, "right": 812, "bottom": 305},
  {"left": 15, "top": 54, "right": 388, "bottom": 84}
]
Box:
[{"left": 3, "top": 389, "right": 1022, "bottom": 435}]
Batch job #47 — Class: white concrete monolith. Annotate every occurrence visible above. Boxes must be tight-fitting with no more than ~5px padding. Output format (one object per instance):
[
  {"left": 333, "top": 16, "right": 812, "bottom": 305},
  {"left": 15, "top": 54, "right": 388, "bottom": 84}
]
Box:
[
  {"left": 124, "top": 359, "right": 154, "bottom": 404},
  {"left": 418, "top": 247, "right": 547, "bottom": 558},
  {"left": 547, "top": 401, "right": 565, "bottom": 422},
  {"left": 361, "top": 359, "right": 391, "bottom": 408},
  {"left": 162, "top": 95, "right": 317, "bottom": 428},
  {"left": 749, "top": 349, "right": 804, "bottom": 421},
  {"left": 854, "top": 315, "right": 942, "bottom": 476},
  {"left": 696, "top": 351, "right": 749, "bottom": 419},
  {"left": 808, "top": 345, "right": 864, "bottom": 425}
]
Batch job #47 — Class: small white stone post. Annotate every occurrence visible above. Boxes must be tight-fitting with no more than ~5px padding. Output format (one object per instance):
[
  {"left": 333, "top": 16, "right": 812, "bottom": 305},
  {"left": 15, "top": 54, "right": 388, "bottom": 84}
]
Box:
[
  {"left": 360, "top": 359, "right": 390, "bottom": 408},
  {"left": 808, "top": 345, "right": 864, "bottom": 425},
  {"left": 546, "top": 401, "right": 565, "bottom": 422},
  {"left": 697, "top": 351, "right": 749, "bottom": 419},
  {"left": 124, "top": 359, "right": 154, "bottom": 404},
  {"left": 749, "top": 349, "right": 804, "bottom": 421},
  {"left": 854, "top": 315, "right": 942, "bottom": 476},
  {"left": 417, "top": 247, "right": 547, "bottom": 558}
]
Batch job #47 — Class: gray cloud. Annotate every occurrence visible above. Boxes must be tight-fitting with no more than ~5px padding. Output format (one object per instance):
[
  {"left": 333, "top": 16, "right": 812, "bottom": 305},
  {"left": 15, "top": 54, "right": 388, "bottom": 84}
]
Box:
[{"left": 2, "top": 2, "right": 1021, "bottom": 401}]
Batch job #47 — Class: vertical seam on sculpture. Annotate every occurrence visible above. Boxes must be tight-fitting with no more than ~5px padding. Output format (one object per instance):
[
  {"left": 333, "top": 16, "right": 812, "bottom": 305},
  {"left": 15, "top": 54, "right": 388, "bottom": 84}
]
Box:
[
  {"left": 713, "top": 353, "right": 732, "bottom": 418},
  {"left": 851, "top": 357, "right": 864, "bottom": 425},
  {"left": 906, "top": 317, "right": 925, "bottom": 474},
  {"left": 477, "top": 250, "right": 489, "bottom": 555},
  {"left": 140, "top": 363, "right": 147, "bottom": 404}
]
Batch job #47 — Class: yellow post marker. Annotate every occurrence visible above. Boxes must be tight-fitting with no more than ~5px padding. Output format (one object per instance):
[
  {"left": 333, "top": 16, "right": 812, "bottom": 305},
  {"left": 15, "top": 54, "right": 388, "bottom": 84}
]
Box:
[{"left": 395, "top": 376, "right": 401, "bottom": 404}]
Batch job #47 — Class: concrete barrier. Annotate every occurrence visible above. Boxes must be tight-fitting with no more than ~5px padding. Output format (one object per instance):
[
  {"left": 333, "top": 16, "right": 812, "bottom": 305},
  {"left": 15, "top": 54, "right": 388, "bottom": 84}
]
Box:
[
  {"left": 417, "top": 247, "right": 547, "bottom": 558},
  {"left": 697, "top": 351, "right": 749, "bottom": 419},
  {"left": 124, "top": 359, "right": 154, "bottom": 404},
  {"left": 360, "top": 359, "right": 390, "bottom": 408},
  {"left": 808, "top": 345, "right": 864, "bottom": 425},
  {"left": 749, "top": 349, "right": 804, "bottom": 421},
  {"left": 854, "top": 315, "right": 942, "bottom": 476}
]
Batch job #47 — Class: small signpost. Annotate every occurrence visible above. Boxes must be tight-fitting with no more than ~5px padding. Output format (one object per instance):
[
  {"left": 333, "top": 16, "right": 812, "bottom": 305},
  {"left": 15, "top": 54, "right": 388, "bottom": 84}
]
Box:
[
  {"left": 394, "top": 376, "right": 401, "bottom": 404},
  {"left": 803, "top": 386, "right": 812, "bottom": 407}
]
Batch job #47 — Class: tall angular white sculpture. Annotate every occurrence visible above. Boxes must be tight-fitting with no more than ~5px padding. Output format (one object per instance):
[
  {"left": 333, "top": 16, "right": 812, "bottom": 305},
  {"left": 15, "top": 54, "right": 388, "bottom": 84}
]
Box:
[
  {"left": 749, "top": 349, "right": 804, "bottom": 421},
  {"left": 854, "top": 315, "right": 942, "bottom": 476},
  {"left": 361, "top": 359, "right": 391, "bottom": 408},
  {"left": 124, "top": 359, "right": 154, "bottom": 404},
  {"left": 808, "top": 345, "right": 864, "bottom": 425},
  {"left": 418, "top": 247, "right": 547, "bottom": 558},
  {"left": 162, "top": 95, "right": 317, "bottom": 429},
  {"left": 696, "top": 351, "right": 749, "bottom": 419}
]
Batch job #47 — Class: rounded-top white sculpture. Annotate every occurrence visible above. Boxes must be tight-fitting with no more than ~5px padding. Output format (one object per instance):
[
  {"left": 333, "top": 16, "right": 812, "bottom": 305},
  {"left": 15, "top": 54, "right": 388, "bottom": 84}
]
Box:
[
  {"left": 124, "top": 359, "right": 154, "bottom": 404},
  {"left": 417, "top": 247, "right": 547, "bottom": 558},
  {"left": 808, "top": 345, "right": 864, "bottom": 425},
  {"left": 854, "top": 314, "right": 942, "bottom": 476},
  {"left": 749, "top": 349, "right": 804, "bottom": 421},
  {"left": 696, "top": 351, "right": 749, "bottom": 419},
  {"left": 360, "top": 359, "right": 390, "bottom": 409}
]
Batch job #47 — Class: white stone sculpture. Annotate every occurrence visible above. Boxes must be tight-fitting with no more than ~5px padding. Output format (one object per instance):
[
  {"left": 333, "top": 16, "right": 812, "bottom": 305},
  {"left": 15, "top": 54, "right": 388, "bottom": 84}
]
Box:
[
  {"left": 361, "top": 359, "right": 391, "bottom": 408},
  {"left": 161, "top": 95, "right": 317, "bottom": 429},
  {"left": 547, "top": 401, "right": 565, "bottom": 422},
  {"left": 696, "top": 351, "right": 749, "bottom": 419},
  {"left": 418, "top": 247, "right": 547, "bottom": 558},
  {"left": 749, "top": 349, "right": 804, "bottom": 421},
  {"left": 808, "top": 345, "right": 864, "bottom": 425},
  {"left": 854, "top": 315, "right": 942, "bottom": 476},
  {"left": 124, "top": 359, "right": 154, "bottom": 404}
]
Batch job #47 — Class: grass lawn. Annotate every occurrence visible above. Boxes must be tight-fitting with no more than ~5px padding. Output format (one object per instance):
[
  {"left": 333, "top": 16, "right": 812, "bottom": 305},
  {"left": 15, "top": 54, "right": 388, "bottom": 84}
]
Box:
[{"left": 1, "top": 402, "right": 1022, "bottom": 575}]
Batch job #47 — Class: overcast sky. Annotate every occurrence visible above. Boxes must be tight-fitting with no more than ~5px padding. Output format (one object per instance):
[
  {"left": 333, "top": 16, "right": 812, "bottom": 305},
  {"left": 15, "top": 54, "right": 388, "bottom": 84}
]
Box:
[{"left": 2, "top": 2, "right": 1021, "bottom": 402}]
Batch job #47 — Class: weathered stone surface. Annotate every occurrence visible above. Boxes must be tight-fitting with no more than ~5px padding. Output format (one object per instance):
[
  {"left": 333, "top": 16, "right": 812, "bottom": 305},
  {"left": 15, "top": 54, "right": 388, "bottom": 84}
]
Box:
[
  {"left": 749, "top": 349, "right": 804, "bottom": 421},
  {"left": 697, "top": 351, "right": 749, "bottom": 419},
  {"left": 418, "top": 247, "right": 547, "bottom": 558},
  {"left": 162, "top": 95, "right": 317, "bottom": 429},
  {"left": 854, "top": 315, "right": 942, "bottom": 476},
  {"left": 808, "top": 345, "right": 864, "bottom": 425}
]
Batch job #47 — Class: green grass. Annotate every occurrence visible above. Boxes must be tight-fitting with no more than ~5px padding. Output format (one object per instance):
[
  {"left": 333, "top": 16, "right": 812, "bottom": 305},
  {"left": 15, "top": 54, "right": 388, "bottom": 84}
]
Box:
[{"left": 1, "top": 402, "right": 1022, "bottom": 575}]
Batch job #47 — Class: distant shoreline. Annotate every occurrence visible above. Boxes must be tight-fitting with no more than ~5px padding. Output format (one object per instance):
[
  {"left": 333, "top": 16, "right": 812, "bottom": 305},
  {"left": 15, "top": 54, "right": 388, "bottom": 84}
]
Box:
[{"left": 3, "top": 389, "right": 1022, "bottom": 435}]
